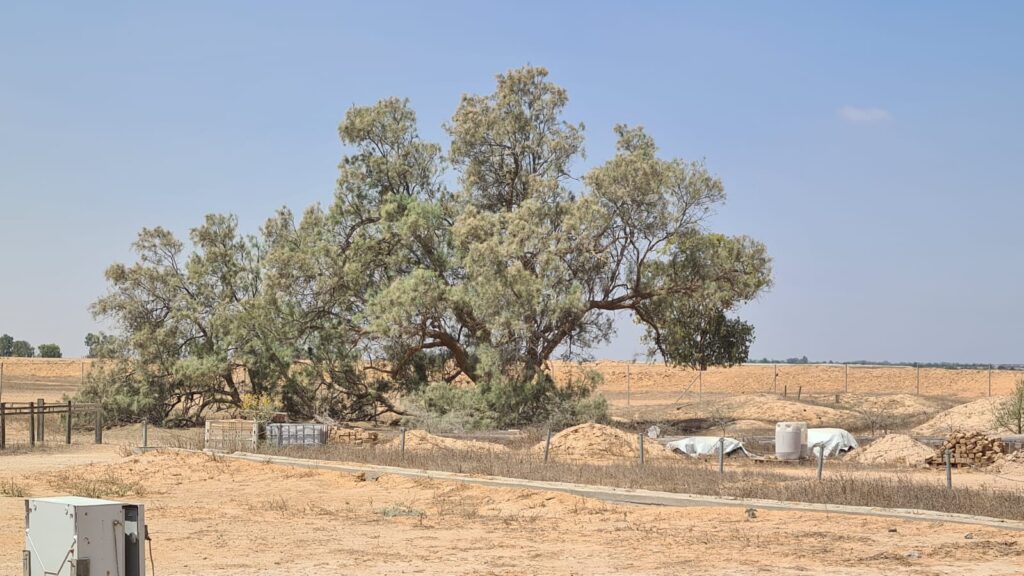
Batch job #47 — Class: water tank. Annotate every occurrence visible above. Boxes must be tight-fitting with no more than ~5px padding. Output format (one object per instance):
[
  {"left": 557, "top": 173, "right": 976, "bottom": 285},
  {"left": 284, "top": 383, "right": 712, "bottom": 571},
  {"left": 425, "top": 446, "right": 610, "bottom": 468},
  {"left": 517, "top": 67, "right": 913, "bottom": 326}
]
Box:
[{"left": 775, "top": 421, "right": 808, "bottom": 460}]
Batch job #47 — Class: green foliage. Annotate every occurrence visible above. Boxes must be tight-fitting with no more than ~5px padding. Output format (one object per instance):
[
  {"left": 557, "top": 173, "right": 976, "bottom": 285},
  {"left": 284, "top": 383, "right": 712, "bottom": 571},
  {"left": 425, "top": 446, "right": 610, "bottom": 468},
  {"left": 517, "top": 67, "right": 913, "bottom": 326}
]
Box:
[
  {"left": 404, "top": 381, "right": 498, "bottom": 432},
  {"left": 10, "top": 340, "right": 34, "bottom": 357},
  {"left": 994, "top": 379, "right": 1024, "bottom": 435},
  {"left": 0, "top": 334, "right": 12, "bottom": 356},
  {"left": 74, "top": 360, "right": 165, "bottom": 424},
  {"left": 37, "top": 343, "right": 62, "bottom": 358},
  {"left": 84, "top": 332, "right": 119, "bottom": 358},
  {"left": 92, "top": 65, "right": 771, "bottom": 426}
]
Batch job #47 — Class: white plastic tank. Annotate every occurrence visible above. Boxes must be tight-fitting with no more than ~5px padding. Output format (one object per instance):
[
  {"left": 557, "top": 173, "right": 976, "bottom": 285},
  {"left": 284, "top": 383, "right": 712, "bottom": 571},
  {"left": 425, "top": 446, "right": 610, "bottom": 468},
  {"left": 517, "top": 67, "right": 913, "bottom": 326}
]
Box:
[{"left": 775, "top": 421, "right": 808, "bottom": 460}]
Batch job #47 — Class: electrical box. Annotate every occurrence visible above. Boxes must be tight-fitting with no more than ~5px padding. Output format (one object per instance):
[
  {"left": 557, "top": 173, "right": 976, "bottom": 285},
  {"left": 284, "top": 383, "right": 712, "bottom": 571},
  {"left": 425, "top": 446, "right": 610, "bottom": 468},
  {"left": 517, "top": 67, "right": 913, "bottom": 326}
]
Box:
[{"left": 24, "top": 496, "right": 145, "bottom": 576}]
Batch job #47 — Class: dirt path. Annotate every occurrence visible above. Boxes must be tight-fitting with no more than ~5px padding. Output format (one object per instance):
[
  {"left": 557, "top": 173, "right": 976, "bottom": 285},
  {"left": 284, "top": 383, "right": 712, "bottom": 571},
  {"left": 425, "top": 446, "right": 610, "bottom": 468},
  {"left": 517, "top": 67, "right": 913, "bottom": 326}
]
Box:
[{"left": 1, "top": 448, "right": 1022, "bottom": 575}]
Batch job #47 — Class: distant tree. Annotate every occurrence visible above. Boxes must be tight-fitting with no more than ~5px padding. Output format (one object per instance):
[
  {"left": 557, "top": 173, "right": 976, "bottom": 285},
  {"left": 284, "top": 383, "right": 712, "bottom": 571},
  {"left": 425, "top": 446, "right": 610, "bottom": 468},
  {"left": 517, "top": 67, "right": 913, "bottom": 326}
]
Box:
[
  {"left": 37, "top": 343, "right": 62, "bottom": 358},
  {"left": 10, "top": 340, "right": 35, "bottom": 357},
  {"left": 0, "top": 334, "right": 13, "bottom": 356},
  {"left": 84, "top": 332, "right": 118, "bottom": 358}
]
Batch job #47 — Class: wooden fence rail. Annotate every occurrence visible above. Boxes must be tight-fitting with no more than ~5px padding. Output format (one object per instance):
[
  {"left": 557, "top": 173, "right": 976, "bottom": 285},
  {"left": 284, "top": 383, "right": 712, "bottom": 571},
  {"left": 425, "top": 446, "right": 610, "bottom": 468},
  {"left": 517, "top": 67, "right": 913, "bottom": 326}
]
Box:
[{"left": 0, "top": 400, "right": 102, "bottom": 449}]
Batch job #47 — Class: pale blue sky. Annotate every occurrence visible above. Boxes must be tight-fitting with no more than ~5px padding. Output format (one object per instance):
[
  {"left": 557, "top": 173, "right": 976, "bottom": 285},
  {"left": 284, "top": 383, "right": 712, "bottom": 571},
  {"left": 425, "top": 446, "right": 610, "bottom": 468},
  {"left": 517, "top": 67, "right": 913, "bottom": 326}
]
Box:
[{"left": 1, "top": 2, "right": 1022, "bottom": 361}]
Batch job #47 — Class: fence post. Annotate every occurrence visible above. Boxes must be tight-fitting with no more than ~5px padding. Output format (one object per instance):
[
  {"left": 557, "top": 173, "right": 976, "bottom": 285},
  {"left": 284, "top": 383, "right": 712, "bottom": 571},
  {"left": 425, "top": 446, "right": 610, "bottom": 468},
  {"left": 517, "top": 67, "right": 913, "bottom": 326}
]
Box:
[
  {"left": 29, "top": 402, "right": 36, "bottom": 447},
  {"left": 94, "top": 407, "right": 103, "bottom": 444},
  {"left": 37, "top": 399, "right": 45, "bottom": 443},
  {"left": 0, "top": 402, "right": 5, "bottom": 449},
  {"left": 797, "top": 386, "right": 802, "bottom": 401},
  {"left": 988, "top": 366, "right": 993, "bottom": 397},
  {"left": 945, "top": 449, "right": 952, "bottom": 489},
  {"left": 638, "top": 432, "right": 645, "bottom": 465},
  {"left": 543, "top": 428, "right": 552, "bottom": 463},
  {"left": 142, "top": 420, "right": 149, "bottom": 449},
  {"left": 718, "top": 437, "right": 725, "bottom": 474},
  {"left": 626, "top": 364, "right": 631, "bottom": 408},
  {"left": 783, "top": 385, "right": 787, "bottom": 398},
  {"left": 915, "top": 363, "right": 920, "bottom": 395},
  {"left": 0, "top": 362, "right": 4, "bottom": 403},
  {"left": 399, "top": 427, "right": 406, "bottom": 458},
  {"left": 698, "top": 369, "right": 703, "bottom": 403},
  {"left": 816, "top": 445, "right": 824, "bottom": 481},
  {"left": 844, "top": 363, "right": 849, "bottom": 393},
  {"left": 773, "top": 364, "right": 778, "bottom": 392},
  {"left": 65, "top": 401, "right": 72, "bottom": 445}
]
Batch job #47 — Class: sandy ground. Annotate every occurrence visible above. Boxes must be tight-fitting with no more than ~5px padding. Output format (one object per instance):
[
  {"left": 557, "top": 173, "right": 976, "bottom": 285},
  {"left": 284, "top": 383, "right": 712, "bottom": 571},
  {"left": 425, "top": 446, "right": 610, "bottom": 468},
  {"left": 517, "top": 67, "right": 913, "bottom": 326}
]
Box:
[{"left": 1, "top": 448, "right": 1022, "bottom": 575}]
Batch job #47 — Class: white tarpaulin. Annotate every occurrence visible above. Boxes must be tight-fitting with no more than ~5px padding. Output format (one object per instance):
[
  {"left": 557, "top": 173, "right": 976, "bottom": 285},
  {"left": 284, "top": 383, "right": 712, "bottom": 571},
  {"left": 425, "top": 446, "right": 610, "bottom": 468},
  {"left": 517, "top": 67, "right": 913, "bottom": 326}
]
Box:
[
  {"left": 665, "top": 436, "right": 752, "bottom": 458},
  {"left": 807, "top": 428, "right": 858, "bottom": 457}
]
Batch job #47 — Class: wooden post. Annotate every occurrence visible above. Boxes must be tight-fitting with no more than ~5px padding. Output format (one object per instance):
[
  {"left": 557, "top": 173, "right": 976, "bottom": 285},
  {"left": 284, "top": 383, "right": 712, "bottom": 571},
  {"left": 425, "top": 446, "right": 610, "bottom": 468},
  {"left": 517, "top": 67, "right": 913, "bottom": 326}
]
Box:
[
  {"left": 399, "top": 427, "right": 406, "bottom": 457},
  {"left": 94, "top": 407, "right": 103, "bottom": 444},
  {"left": 81, "top": 361, "right": 85, "bottom": 385},
  {"left": 797, "top": 386, "right": 802, "bottom": 401},
  {"left": 773, "top": 364, "right": 778, "bottom": 392},
  {"left": 844, "top": 364, "right": 849, "bottom": 393},
  {"left": 65, "top": 401, "right": 72, "bottom": 445},
  {"left": 783, "top": 385, "right": 787, "bottom": 398},
  {"left": 29, "top": 402, "right": 36, "bottom": 447},
  {"left": 988, "top": 366, "right": 993, "bottom": 397},
  {"left": 543, "top": 428, "right": 552, "bottom": 463},
  {"left": 638, "top": 432, "right": 645, "bottom": 465},
  {"left": 0, "top": 362, "right": 4, "bottom": 403},
  {"left": 0, "top": 402, "right": 5, "bottom": 449},
  {"left": 698, "top": 369, "right": 703, "bottom": 403},
  {"left": 37, "top": 399, "right": 45, "bottom": 443},
  {"left": 915, "top": 363, "right": 920, "bottom": 395}
]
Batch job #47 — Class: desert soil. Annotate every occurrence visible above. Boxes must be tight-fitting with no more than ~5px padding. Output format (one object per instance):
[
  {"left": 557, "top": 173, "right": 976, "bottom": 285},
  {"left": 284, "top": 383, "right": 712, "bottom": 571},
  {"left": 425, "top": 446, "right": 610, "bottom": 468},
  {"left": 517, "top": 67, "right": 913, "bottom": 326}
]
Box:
[{"left": 2, "top": 447, "right": 1023, "bottom": 575}]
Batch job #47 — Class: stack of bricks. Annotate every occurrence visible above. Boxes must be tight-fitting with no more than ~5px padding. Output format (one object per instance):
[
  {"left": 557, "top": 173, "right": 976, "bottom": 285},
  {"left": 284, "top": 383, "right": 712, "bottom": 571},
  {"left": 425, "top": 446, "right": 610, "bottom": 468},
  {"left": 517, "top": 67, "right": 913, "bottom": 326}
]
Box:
[
  {"left": 329, "top": 427, "right": 380, "bottom": 446},
  {"left": 927, "top": 431, "right": 1005, "bottom": 467}
]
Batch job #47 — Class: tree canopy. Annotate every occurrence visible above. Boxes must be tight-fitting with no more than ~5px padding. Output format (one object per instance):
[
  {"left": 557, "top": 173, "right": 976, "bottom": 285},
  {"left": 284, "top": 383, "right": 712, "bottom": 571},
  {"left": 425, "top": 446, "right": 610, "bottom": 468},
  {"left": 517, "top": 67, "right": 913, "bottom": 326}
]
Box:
[
  {"left": 37, "top": 343, "right": 62, "bottom": 358},
  {"left": 89, "top": 66, "right": 771, "bottom": 426}
]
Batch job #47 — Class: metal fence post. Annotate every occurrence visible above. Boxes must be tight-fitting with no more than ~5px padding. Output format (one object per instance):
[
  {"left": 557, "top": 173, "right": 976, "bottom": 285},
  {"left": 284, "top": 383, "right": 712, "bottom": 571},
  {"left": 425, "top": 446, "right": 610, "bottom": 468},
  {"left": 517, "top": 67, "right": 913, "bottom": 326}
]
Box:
[
  {"left": 844, "top": 363, "right": 849, "bottom": 393},
  {"left": 0, "top": 402, "right": 5, "bottom": 449},
  {"left": 915, "top": 363, "right": 920, "bottom": 395},
  {"left": 543, "top": 428, "right": 552, "bottom": 463},
  {"left": 638, "top": 432, "right": 645, "bottom": 465},
  {"left": 718, "top": 437, "right": 725, "bottom": 474},
  {"left": 142, "top": 420, "right": 149, "bottom": 448},
  {"left": 698, "top": 369, "right": 703, "bottom": 403},
  {"left": 94, "top": 407, "right": 103, "bottom": 444},
  {"left": 945, "top": 449, "right": 952, "bottom": 489},
  {"left": 399, "top": 427, "right": 406, "bottom": 458},
  {"left": 773, "top": 364, "right": 778, "bottom": 392},
  {"left": 816, "top": 445, "right": 824, "bottom": 481},
  {"left": 797, "top": 386, "right": 802, "bottom": 401},
  {"left": 988, "top": 366, "right": 993, "bottom": 397},
  {"left": 65, "top": 401, "right": 72, "bottom": 445},
  {"left": 626, "top": 365, "right": 631, "bottom": 408}
]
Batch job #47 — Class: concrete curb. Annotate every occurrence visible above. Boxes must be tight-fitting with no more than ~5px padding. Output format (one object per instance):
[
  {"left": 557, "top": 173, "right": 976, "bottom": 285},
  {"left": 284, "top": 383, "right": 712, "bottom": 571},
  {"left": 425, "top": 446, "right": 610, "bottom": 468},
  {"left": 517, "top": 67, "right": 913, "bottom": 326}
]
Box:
[{"left": 137, "top": 447, "right": 1024, "bottom": 531}]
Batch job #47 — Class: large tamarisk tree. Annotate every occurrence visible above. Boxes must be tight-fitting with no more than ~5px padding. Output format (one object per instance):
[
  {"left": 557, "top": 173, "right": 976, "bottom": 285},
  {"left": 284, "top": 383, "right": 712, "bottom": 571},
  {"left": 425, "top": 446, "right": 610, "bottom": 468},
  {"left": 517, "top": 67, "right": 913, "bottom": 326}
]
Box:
[{"left": 90, "top": 65, "right": 771, "bottom": 426}]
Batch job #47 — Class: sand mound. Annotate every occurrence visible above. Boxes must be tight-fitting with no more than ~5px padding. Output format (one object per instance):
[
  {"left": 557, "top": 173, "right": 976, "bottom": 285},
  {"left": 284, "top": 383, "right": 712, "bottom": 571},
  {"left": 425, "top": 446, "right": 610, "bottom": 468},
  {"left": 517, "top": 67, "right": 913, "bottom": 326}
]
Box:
[
  {"left": 708, "top": 394, "right": 860, "bottom": 428},
  {"left": 389, "top": 430, "right": 508, "bottom": 452},
  {"left": 846, "top": 434, "right": 933, "bottom": 468},
  {"left": 911, "top": 397, "right": 1004, "bottom": 436},
  {"left": 533, "top": 423, "right": 674, "bottom": 462},
  {"left": 839, "top": 394, "right": 945, "bottom": 418}
]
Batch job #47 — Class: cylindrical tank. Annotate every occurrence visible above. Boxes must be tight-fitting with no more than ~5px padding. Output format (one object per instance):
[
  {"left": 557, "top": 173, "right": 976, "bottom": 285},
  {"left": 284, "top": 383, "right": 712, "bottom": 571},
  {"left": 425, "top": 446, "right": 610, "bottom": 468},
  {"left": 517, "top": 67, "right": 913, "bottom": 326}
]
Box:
[{"left": 775, "top": 421, "right": 808, "bottom": 460}]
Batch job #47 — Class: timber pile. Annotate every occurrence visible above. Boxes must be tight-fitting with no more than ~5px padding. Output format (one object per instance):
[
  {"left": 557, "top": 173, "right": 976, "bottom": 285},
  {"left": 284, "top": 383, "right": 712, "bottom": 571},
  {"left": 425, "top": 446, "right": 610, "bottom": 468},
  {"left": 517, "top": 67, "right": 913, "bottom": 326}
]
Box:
[{"left": 926, "top": 431, "right": 1005, "bottom": 467}]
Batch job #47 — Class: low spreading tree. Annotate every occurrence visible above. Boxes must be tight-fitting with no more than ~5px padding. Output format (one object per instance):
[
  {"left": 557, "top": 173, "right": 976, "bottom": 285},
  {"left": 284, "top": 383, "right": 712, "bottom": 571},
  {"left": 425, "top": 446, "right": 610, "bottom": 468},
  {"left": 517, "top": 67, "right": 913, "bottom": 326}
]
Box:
[
  {"left": 89, "top": 66, "right": 772, "bottom": 426},
  {"left": 10, "top": 340, "right": 34, "bottom": 357},
  {"left": 37, "top": 343, "right": 62, "bottom": 358}
]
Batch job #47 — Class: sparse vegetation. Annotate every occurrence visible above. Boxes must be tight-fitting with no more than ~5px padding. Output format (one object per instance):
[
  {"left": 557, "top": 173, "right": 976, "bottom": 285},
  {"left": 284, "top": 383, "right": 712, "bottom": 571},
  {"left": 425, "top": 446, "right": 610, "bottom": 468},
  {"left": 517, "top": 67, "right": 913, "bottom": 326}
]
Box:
[
  {"left": 0, "top": 478, "right": 27, "bottom": 498},
  {"left": 993, "top": 379, "right": 1024, "bottom": 434},
  {"left": 47, "top": 470, "right": 146, "bottom": 499}
]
